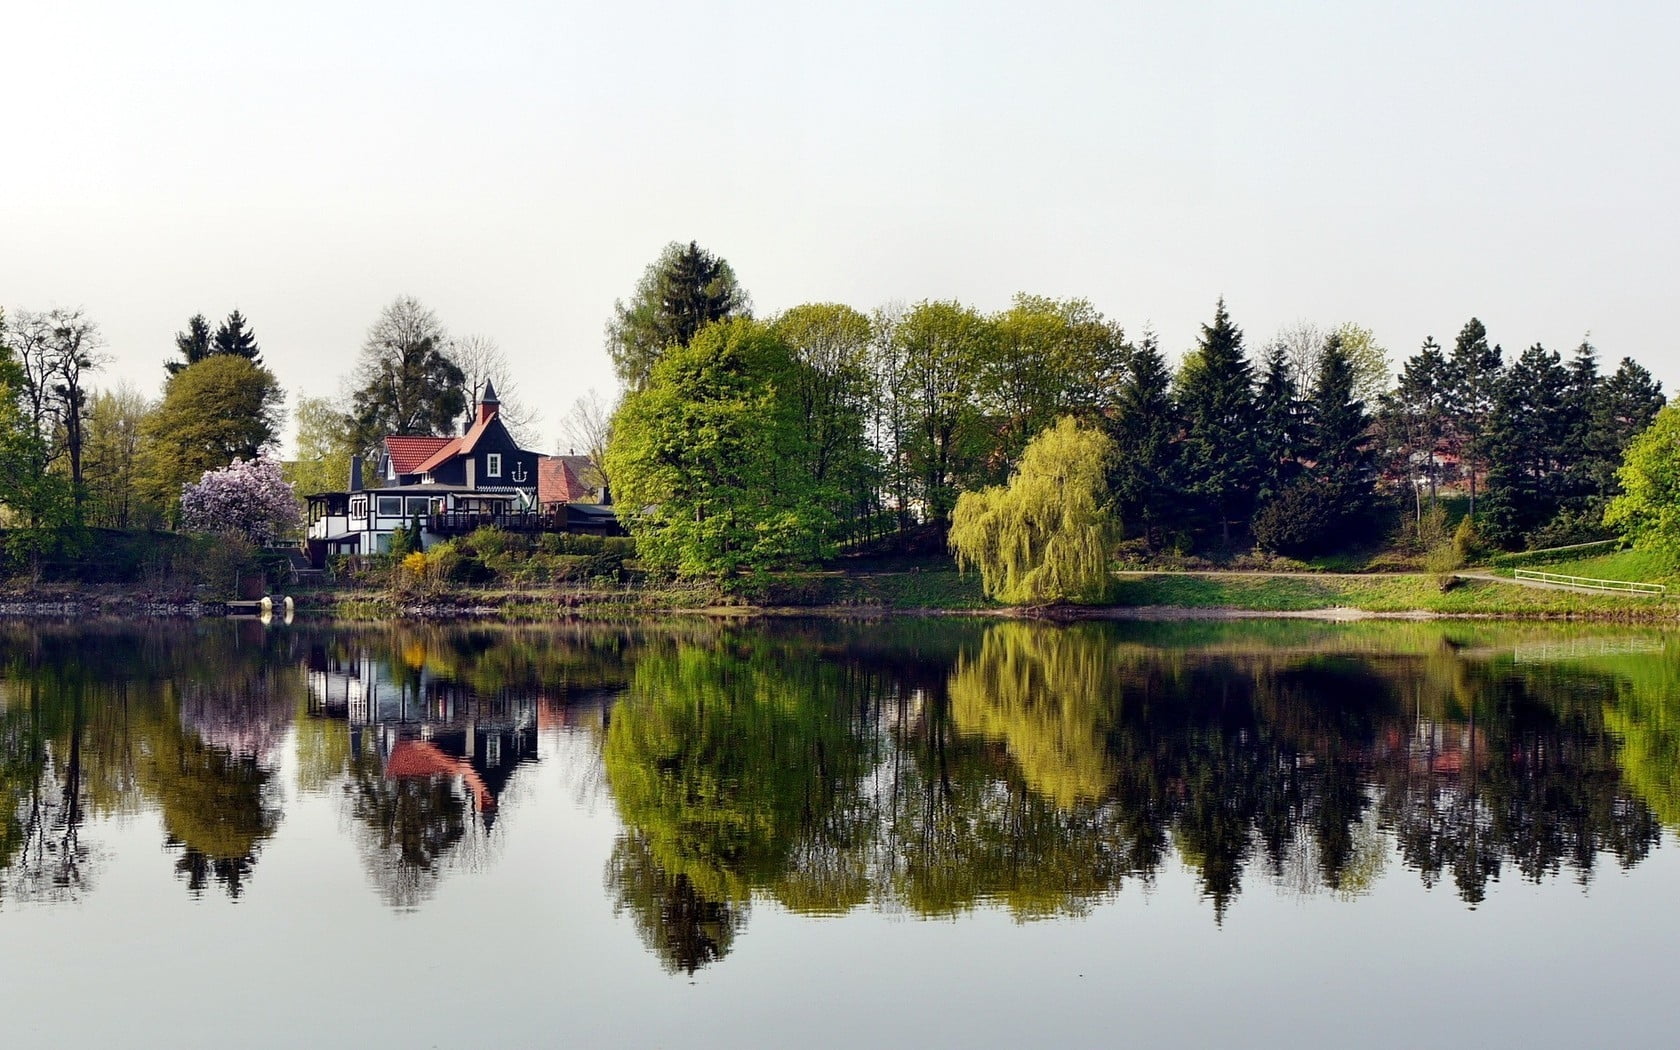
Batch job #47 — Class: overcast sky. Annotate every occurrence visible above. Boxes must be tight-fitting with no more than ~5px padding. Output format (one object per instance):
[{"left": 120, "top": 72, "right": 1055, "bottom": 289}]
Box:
[{"left": 4, "top": 1, "right": 1676, "bottom": 452}]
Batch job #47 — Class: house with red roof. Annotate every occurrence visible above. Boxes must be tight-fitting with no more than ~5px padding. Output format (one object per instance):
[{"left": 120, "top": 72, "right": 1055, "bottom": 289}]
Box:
[{"left": 302, "top": 381, "right": 618, "bottom": 565}]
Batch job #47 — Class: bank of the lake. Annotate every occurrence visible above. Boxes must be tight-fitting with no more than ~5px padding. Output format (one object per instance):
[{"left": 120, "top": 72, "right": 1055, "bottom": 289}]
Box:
[{"left": 4, "top": 566, "right": 1674, "bottom": 621}]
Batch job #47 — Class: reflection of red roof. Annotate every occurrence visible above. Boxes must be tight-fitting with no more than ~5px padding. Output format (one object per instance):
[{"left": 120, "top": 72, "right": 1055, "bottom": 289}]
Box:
[
  {"left": 385, "top": 436, "right": 455, "bottom": 475},
  {"left": 385, "top": 739, "right": 495, "bottom": 812}
]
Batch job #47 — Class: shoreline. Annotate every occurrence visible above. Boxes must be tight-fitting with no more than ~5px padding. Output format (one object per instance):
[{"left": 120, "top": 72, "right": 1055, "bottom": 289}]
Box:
[{"left": 2, "top": 586, "right": 1675, "bottom": 624}]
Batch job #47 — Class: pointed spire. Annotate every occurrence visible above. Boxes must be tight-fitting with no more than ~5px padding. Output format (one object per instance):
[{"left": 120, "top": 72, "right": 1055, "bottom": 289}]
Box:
[{"left": 476, "top": 378, "right": 501, "bottom": 425}]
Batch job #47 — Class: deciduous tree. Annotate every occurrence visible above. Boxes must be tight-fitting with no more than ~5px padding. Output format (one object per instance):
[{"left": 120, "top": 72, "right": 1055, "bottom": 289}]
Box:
[
  {"left": 179, "top": 457, "right": 300, "bottom": 543},
  {"left": 82, "top": 383, "right": 156, "bottom": 528},
  {"left": 605, "top": 318, "right": 831, "bottom": 577},
  {"left": 949, "top": 416, "right": 1117, "bottom": 604},
  {"left": 139, "top": 355, "right": 284, "bottom": 513},
  {"left": 1605, "top": 405, "right": 1680, "bottom": 557},
  {"left": 893, "top": 300, "right": 997, "bottom": 525}
]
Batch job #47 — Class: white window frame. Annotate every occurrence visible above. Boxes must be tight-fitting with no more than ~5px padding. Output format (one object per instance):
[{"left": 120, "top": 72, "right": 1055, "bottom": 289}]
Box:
[
  {"left": 487, "top": 453, "right": 502, "bottom": 478},
  {"left": 376, "top": 496, "right": 402, "bottom": 517},
  {"left": 350, "top": 497, "right": 367, "bottom": 520}
]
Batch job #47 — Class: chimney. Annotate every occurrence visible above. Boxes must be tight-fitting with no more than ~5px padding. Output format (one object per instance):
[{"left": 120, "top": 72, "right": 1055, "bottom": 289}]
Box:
[{"left": 349, "top": 455, "right": 364, "bottom": 492}]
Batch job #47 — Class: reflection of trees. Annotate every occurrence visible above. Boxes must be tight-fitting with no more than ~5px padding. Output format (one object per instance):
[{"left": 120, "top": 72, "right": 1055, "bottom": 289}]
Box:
[
  {"left": 607, "top": 832, "right": 744, "bottom": 975},
  {"left": 0, "top": 622, "right": 301, "bottom": 902},
  {"left": 599, "top": 619, "right": 1674, "bottom": 965},
  {"left": 603, "top": 635, "right": 877, "bottom": 905}
]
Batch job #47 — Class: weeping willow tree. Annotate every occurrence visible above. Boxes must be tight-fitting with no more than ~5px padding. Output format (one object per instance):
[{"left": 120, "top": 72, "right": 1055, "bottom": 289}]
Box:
[{"left": 948, "top": 416, "right": 1118, "bottom": 604}]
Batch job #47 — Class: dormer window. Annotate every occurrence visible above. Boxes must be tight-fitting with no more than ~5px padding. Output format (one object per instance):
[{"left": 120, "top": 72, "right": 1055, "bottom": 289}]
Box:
[{"left": 487, "top": 453, "right": 502, "bottom": 478}]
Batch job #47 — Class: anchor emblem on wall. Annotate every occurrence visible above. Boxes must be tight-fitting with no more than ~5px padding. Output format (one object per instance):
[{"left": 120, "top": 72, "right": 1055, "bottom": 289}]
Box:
[{"left": 511, "top": 462, "right": 529, "bottom": 483}]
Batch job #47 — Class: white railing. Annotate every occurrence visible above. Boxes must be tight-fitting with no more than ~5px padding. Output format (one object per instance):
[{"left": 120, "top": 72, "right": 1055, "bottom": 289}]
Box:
[{"left": 1513, "top": 569, "right": 1667, "bottom": 596}]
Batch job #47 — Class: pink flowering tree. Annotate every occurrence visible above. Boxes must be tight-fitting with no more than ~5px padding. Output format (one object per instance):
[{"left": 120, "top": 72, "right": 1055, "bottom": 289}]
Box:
[{"left": 180, "top": 457, "right": 300, "bottom": 543}]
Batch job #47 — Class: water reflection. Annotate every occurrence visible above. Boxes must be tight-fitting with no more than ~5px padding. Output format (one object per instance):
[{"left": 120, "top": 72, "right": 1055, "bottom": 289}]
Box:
[{"left": 0, "top": 618, "right": 1678, "bottom": 972}]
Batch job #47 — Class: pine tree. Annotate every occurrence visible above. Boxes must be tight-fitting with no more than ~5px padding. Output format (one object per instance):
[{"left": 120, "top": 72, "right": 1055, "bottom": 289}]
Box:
[
  {"left": 1252, "top": 341, "right": 1301, "bottom": 504},
  {"left": 1106, "top": 331, "right": 1179, "bottom": 545},
  {"left": 1446, "top": 318, "right": 1503, "bottom": 517},
  {"left": 167, "top": 314, "right": 213, "bottom": 376},
  {"left": 212, "top": 309, "right": 261, "bottom": 364},
  {"left": 1176, "top": 299, "right": 1258, "bottom": 546}
]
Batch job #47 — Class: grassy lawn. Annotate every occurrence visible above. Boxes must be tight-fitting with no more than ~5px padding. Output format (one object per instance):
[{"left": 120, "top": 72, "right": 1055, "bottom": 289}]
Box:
[
  {"left": 1107, "top": 572, "right": 1658, "bottom": 616},
  {"left": 1503, "top": 548, "right": 1678, "bottom": 584}
]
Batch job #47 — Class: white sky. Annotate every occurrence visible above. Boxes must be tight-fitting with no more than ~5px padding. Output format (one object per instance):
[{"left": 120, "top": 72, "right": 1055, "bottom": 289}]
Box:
[{"left": 4, "top": 1, "right": 1677, "bottom": 453}]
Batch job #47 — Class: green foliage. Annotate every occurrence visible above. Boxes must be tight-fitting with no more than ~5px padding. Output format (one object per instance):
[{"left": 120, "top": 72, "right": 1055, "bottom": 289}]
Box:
[
  {"left": 167, "top": 313, "right": 213, "bottom": 375},
  {"left": 892, "top": 300, "right": 998, "bottom": 523},
  {"left": 1605, "top": 404, "right": 1680, "bottom": 557},
  {"left": 283, "top": 395, "right": 356, "bottom": 498},
  {"left": 1452, "top": 514, "right": 1485, "bottom": 562},
  {"left": 82, "top": 384, "right": 159, "bottom": 529},
  {"left": 1332, "top": 321, "right": 1390, "bottom": 406},
  {"left": 1175, "top": 298, "right": 1258, "bottom": 545},
  {"left": 985, "top": 294, "right": 1127, "bottom": 466},
  {"left": 770, "top": 303, "right": 879, "bottom": 521},
  {"left": 1447, "top": 317, "right": 1503, "bottom": 516},
  {"left": 1481, "top": 343, "right": 1571, "bottom": 546},
  {"left": 607, "top": 241, "right": 750, "bottom": 389},
  {"left": 138, "top": 355, "right": 284, "bottom": 514},
  {"left": 1105, "top": 331, "right": 1179, "bottom": 544},
  {"left": 606, "top": 318, "right": 836, "bottom": 579},
  {"left": 1252, "top": 478, "right": 1338, "bottom": 558},
  {"left": 949, "top": 416, "right": 1118, "bottom": 604}
]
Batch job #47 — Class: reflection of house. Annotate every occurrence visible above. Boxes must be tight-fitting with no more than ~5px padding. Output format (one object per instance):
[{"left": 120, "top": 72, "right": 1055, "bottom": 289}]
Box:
[
  {"left": 303, "top": 381, "right": 621, "bottom": 566},
  {"left": 305, "top": 646, "right": 538, "bottom": 823}
]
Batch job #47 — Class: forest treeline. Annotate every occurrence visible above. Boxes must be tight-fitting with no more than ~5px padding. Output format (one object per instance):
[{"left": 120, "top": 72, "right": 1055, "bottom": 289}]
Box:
[
  {"left": 600, "top": 243, "right": 1669, "bottom": 579},
  {"left": 2, "top": 242, "right": 1671, "bottom": 585}
]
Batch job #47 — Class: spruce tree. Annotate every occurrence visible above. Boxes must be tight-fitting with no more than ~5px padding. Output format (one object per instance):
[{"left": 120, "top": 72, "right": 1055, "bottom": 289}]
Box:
[
  {"left": 1446, "top": 318, "right": 1503, "bottom": 516},
  {"left": 1587, "top": 357, "right": 1666, "bottom": 500},
  {"left": 1303, "top": 332, "right": 1375, "bottom": 517},
  {"left": 1558, "top": 340, "right": 1602, "bottom": 506},
  {"left": 1252, "top": 341, "right": 1301, "bottom": 504},
  {"left": 1384, "top": 336, "right": 1452, "bottom": 519},
  {"left": 1106, "top": 330, "right": 1180, "bottom": 545},
  {"left": 659, "top": 242, "right": 746, "bottom": 349},
  {"left": 212, "top": 309, "right": 262, "bottom": 364},
  {"left": 1176, "top": 299, "right": 1258, "bottom": 546},
  {"left": 167, "top": 313, "right": 213, "bottom": 376},
  {"left": 1481, "top": 343, "right": 1569, "bottom": 546}
]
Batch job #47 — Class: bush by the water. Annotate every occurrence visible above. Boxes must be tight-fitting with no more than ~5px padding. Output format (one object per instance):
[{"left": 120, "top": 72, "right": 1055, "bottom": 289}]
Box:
[{"left": 416, "top": 528, "right": 635, "bottom": 588}]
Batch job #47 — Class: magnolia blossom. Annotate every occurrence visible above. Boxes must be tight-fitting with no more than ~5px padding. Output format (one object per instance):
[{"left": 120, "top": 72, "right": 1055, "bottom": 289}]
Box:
[{"left": 180, "top": 457, "right": 300, "bottom": 542}]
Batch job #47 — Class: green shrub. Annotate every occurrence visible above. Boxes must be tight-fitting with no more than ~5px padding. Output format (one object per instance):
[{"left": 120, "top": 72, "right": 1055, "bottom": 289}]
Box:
[{"left": 1252, "top": 480, "right": 1337, "bottom": 558}]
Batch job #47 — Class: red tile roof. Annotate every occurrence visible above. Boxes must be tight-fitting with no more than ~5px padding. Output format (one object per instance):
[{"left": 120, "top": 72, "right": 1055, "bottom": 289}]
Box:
[
  {"left": 384, "top": 436, "right": 456, "bottom": 475},
  {"left": 416, "top": 412, "right": 501, "bottom": 474},
  {"left": 538, "top": 455, "right": 596, "bottom": 505}
]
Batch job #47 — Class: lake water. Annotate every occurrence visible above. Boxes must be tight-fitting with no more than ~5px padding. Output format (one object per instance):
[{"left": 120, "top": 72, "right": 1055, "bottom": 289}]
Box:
[{"left": 1, "top": 616, "right": 1677, "bottom": 1048}]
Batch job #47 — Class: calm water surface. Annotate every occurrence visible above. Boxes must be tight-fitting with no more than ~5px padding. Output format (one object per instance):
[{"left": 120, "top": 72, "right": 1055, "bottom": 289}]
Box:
[{"left": 2, "top": 617, "right": 1678, "bottom": 1047}]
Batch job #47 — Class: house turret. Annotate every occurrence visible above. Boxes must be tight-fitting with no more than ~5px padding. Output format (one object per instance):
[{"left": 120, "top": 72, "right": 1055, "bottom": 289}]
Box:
[{"left": 477, "top": 378, "right": 500, "bottom": 425}]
